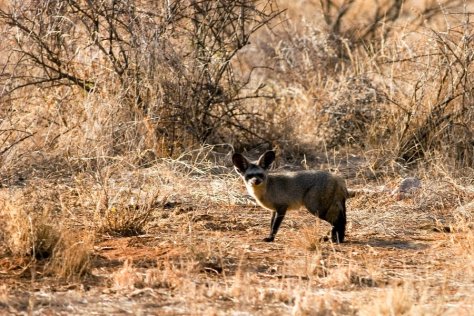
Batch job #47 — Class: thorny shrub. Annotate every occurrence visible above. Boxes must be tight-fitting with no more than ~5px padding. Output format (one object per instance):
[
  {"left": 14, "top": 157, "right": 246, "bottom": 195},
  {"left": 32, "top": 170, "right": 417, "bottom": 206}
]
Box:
[
  {"left": 0, "top": 0, "right": 472, "bottom": 176},
  {"left": 0, "top": 0, "right": 283, "bottom": 167}
]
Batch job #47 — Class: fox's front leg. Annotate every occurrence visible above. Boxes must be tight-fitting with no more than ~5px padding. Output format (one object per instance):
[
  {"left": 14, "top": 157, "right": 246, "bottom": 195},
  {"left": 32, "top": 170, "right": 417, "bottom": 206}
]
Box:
[{"left": 263, "top": 207, "right": 287, "bottom": 242}]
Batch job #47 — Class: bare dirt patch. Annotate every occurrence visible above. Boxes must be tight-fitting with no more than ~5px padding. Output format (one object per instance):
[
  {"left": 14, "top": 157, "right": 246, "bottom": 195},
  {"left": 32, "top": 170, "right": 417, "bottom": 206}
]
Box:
[{"left": 1, "top": 164, "right": 473, "bottom": 315}]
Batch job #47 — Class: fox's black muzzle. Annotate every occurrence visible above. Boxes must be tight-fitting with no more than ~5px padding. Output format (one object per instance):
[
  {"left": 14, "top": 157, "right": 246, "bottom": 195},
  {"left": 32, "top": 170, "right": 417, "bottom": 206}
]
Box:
[{"left": 249, "top": 177, "right": 263, "bottom": 186}]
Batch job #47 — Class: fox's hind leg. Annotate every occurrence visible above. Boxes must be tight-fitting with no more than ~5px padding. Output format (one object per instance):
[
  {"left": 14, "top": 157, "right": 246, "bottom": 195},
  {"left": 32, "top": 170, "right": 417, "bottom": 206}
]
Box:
[
  {"left": 303, "top": 190, "right": 347, "bottom": 243},
  {"left": 330, "top": 200, "right": 346, "bottom": 243}
]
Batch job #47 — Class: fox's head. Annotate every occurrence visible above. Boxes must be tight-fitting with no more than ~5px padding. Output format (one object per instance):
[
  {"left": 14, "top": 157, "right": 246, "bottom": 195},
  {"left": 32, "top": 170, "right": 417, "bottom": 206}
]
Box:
[{"left": 232, "top": 150, "right": 276, "bottom": 187}]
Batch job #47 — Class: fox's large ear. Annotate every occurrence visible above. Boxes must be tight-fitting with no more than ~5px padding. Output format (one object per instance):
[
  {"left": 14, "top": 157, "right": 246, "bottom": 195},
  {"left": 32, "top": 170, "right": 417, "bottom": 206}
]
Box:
[
  {"left": 257, "top": 150, "right": 275, "bottom": 170},
  {"left": 232, "top": 153, "right": 249, "bottom": 174}
]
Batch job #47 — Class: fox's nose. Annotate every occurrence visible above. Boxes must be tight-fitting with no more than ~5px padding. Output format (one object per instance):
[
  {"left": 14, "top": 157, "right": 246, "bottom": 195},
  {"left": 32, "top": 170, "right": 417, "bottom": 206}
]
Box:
[{"left": 249, "top": 178, "right": 262, "bottom": 186}]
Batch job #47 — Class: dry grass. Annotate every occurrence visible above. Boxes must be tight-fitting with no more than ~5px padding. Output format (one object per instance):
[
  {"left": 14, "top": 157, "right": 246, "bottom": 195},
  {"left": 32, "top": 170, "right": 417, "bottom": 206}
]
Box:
[
  {"left": 1, "top": 153, "right": 473, "bottom": 314},
  {"left": 1, "top": 0, "right": 473, "bottom": 314}
]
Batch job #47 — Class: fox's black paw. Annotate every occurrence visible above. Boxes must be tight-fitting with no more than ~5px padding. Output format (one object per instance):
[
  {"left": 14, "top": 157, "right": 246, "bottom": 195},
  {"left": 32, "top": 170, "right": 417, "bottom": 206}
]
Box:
[
  {"left": 331, "top": 231, "right": 345, "bottom": 243},
  {"left": 262, "top": 236, "right": 275, "bottom": 242},
  {"left": 331, "top": 236, "right": 344, "bottom": 243}
]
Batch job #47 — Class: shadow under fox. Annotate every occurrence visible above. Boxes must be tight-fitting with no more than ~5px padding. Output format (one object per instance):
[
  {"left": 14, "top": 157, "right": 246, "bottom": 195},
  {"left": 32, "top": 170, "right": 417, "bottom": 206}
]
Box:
[{"left": 233, "top": 150, "right": 350, "bottom": 243}]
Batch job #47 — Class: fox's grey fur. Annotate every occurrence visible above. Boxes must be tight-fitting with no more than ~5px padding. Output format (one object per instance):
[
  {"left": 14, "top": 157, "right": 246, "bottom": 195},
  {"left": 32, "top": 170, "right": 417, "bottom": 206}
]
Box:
[{"left": 232, "top": 150, "right": 349, "bottom": 243}]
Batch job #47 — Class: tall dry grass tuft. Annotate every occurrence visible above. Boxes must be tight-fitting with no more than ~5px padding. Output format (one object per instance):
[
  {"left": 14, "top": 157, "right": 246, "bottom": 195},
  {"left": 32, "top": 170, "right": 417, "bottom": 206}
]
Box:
[
  {"left": 292, "top": 224, "right": 326, "bottom": 252},
  {"left": 359, "top": 285, "right": 414, "bottom": 316},
  {"left": 112, "top": 260, "right": 143, "bottom": 290},
  {"left": 98, "top": 205, "right": 154, "bottom": 237},
  {"left": 2, "top": 197, "right": 60, "bottom": 260},
  {"left": 48, "top": 231, "right": 93, "bottom": 280},
  {"left": 90, "top": 166, "right": 161, "bottom": 237},
  {"left": 0, "top": 186, "right": 92, "bottom": 279}
]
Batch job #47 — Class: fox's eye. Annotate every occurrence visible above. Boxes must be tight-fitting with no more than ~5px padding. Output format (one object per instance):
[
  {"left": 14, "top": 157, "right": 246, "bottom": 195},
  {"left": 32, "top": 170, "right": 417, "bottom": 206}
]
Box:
[{"left": 245, "top": 173, "right": 264, "bottom": 181}]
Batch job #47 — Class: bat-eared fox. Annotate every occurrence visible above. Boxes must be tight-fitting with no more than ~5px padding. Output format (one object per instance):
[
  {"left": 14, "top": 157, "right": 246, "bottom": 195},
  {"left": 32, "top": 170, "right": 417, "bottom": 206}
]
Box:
[{"left": 232, "top": 150, "right": 350, "bottom": 243}]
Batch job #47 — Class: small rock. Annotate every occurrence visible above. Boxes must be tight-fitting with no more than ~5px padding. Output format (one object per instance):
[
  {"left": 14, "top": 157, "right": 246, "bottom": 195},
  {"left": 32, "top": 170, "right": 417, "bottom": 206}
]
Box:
[{"left": 392, "top": 177, "right": 421, "bottom": 199}]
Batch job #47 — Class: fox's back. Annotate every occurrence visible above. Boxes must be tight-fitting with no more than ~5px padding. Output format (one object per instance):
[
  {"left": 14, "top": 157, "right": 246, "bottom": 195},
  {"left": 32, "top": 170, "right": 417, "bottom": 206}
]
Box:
[
  {"left": 256, "top": 170, "right": 347, "bottom": 210},
  {"left": 269, "top": 170, "right": 333, "bottom": 187}
]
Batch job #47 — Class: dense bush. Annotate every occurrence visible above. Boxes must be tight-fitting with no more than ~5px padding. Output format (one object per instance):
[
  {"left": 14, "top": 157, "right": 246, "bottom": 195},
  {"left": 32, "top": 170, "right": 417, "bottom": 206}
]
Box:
[
  {"left": 0, "top": 0, "right": 472, "bottom": 172},
  {"left": 0, "top": 0, "right": 282, "bottom": 162}
]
